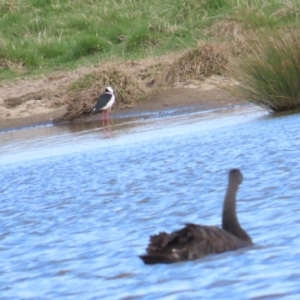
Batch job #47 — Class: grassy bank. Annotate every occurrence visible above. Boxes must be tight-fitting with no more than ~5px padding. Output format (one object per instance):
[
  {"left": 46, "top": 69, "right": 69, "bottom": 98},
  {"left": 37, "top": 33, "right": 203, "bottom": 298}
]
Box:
[{"left": 1, "top": 0, "right": 299, "bottom": 81}]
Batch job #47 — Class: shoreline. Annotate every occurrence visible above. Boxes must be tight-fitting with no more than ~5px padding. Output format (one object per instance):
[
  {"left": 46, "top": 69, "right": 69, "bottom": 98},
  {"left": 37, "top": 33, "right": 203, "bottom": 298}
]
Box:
[{"left": 0, "top": 84, "right": 246, "bottom": 132}]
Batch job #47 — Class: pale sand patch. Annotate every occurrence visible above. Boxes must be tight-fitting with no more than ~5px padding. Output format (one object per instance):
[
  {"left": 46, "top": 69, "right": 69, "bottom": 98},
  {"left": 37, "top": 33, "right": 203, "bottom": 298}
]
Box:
[
  {"left": 0, "top": 67, "right": 93, "bottom": 108},
  {"left": 3, "top": 100, "right": 57, "bottom": 118}
]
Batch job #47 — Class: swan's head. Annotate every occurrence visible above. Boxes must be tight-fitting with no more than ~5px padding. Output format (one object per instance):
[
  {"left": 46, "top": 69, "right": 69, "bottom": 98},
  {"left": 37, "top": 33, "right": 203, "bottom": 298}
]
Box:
[
  {"left": 229, "top": 169, "right": 243, "bottom": 185},
  {"left": 105, "top": 86, "right": 114, "bottom": 94}
]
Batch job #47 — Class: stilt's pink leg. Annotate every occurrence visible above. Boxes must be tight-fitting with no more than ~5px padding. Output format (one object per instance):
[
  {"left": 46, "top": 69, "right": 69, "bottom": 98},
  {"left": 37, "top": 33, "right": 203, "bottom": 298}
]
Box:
[
  {"left": 101, "top": 111, "right": 105, "bottom": 127},
  {"left": 107, "top": 109, "right": 111, "bottom": 126},
  {"left": 105, "top": 110, "right": 107, "bottom": 124},
  {"left": 107, "top": 109, "right": 112, "bottom": 138}
]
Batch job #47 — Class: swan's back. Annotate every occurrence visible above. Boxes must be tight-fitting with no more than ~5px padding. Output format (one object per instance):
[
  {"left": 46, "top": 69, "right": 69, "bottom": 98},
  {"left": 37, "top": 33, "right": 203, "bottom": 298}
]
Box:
[{"left": 139, "top": 223, "right": 251, "bottom": 264}]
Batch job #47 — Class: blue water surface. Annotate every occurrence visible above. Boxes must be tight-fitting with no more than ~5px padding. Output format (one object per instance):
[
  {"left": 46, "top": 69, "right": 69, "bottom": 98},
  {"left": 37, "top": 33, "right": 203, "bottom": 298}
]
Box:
[{"left": 1, "top": 105, "right": 300, "bottom": 299}]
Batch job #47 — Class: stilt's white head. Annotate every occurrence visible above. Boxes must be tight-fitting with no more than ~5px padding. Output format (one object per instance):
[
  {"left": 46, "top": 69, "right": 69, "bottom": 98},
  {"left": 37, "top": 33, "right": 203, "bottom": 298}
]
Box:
[{"left": 105, "top": 86, "right": 114, "bottom": 94}]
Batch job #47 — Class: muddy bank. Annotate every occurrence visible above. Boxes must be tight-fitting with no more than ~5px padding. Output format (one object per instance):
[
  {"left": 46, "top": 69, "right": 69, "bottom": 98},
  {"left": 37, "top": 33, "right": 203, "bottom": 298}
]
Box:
[
  {"left": 0, "top": 49, "right": 248, "bottom": 132},
  {"left": 0, "top": 82, "right": 245, "bottom": 131}
]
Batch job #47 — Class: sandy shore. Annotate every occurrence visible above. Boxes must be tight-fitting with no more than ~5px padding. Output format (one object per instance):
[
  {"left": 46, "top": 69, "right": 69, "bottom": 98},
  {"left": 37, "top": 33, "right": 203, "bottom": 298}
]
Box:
[{"left": 0, "top": 72, "right": 245, "bottom": 131}]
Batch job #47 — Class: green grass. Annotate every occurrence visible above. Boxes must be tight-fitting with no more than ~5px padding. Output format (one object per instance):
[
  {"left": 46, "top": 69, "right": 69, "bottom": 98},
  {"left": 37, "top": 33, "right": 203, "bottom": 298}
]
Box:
[{"left": 0, "top": 0, "right": 299, "bottom": 81}]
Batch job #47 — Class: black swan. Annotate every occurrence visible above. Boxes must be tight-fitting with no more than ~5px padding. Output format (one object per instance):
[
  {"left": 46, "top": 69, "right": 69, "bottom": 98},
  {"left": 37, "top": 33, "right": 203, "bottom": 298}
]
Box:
[{"left": 139, "top": 169, "right": 253, "bottom": 264}]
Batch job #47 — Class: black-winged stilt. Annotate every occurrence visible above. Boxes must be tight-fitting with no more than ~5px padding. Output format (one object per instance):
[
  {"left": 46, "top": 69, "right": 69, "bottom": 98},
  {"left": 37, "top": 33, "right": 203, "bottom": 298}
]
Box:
[{"left": 92, "top": 86, "right": 115, "bottom": 125}]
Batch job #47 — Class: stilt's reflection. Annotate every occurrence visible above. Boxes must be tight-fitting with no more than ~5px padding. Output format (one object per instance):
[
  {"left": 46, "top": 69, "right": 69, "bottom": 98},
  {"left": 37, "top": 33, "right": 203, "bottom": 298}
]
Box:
[
  {"left": 102, "top": 114, "right": 113, "bottom": 138},
  {"left": 64, "top": 116, "right": 114, "bottom": 138}
]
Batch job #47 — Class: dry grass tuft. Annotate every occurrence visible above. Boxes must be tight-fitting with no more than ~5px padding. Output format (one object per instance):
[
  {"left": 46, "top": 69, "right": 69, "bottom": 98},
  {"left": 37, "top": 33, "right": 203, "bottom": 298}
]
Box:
[
  {"left": 272, "top": 0, "right": 300, "bottom": 19},
  {"left": 226, "top": 28, "right": 300, "bottom": 112},
  {"left": 204, "top": 19, "right": 245, "bottom": 39},
  {"left": 62, "top": 67, "right": 147, "bottom": 120},
  {"left": 0, "top": 58, "right": 25, "bottom": 74},
  {"left": 156, "top": 42, "right": 229, "bottom": 86},
  {"left": 0, "top": 0, "right": 21, "bottom": 13}
]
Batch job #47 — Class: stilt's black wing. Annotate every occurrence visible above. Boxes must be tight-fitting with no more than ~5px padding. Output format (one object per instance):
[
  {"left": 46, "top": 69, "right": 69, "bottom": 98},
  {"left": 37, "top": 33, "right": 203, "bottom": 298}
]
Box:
[{"left": 93, "top": 93, "right": 112, "bottom": 113}]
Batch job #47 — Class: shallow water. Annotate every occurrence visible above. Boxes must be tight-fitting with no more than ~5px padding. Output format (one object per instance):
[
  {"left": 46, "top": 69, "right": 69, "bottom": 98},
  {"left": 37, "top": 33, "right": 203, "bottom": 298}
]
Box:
[{"left": 1, "top": 105, "right": 300, "bottom": 299}]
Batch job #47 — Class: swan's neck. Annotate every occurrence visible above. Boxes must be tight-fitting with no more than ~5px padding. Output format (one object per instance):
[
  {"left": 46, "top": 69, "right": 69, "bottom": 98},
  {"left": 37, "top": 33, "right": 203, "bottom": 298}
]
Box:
[
  {"left": 222, "top": 181, "right": 238, "bottom": 228},
  {"left": 222, "top": 181, "right": 252, "bottom": 242}
]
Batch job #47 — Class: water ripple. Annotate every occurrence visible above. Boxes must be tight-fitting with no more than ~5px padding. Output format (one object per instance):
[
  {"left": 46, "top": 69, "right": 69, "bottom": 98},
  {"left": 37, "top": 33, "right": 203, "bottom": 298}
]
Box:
[{"left": 1, "top": 106, "right": 300, "bottom": 299}]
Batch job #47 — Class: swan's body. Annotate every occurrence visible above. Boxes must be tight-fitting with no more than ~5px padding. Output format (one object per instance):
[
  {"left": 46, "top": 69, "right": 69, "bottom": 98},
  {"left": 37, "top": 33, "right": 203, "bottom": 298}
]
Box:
[{"left": 139, "top": 169, "right": 252, "bottom": 265}]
